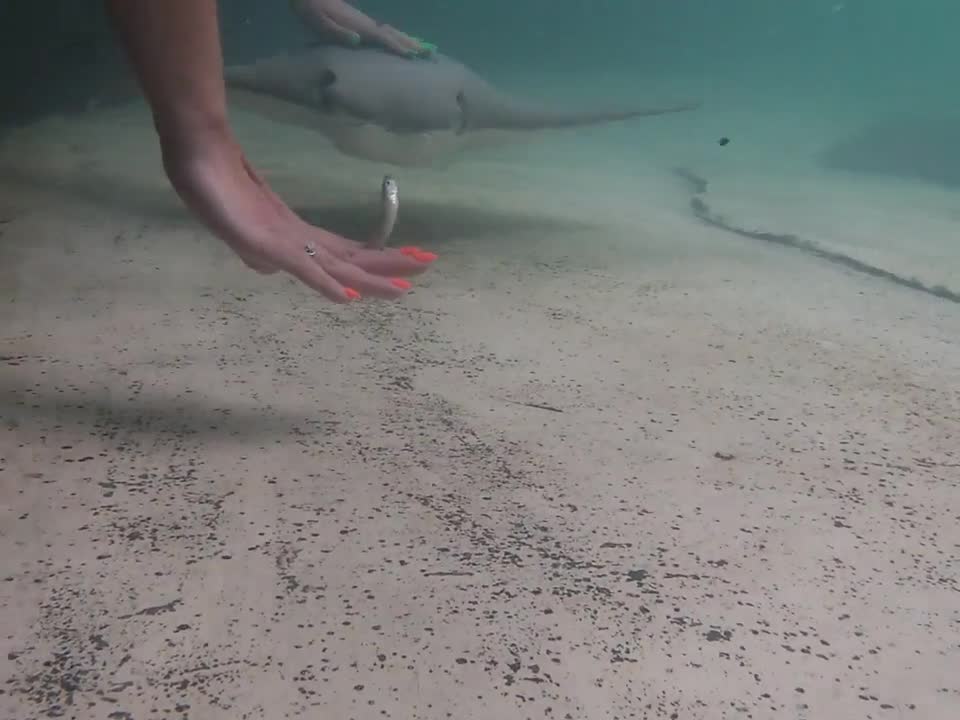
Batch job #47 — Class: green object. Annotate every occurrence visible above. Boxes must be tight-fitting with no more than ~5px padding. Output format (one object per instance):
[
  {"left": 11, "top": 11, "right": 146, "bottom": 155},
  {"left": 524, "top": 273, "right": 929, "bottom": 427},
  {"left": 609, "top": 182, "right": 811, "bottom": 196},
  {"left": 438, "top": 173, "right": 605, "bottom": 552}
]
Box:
[{"left": 409, "top": 36, "right": 438, "bottom": 57}]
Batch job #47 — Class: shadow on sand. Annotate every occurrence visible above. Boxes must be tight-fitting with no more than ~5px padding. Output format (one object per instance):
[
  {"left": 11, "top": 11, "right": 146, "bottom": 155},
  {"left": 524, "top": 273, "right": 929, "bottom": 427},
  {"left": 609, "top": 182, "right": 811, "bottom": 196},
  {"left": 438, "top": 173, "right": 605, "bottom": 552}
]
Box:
[
  {"left": 1, "top": 380, "right": 336, "bottom": 442},
  {"left": 0, "top": 163, "right": 597, "bottom": 249}
]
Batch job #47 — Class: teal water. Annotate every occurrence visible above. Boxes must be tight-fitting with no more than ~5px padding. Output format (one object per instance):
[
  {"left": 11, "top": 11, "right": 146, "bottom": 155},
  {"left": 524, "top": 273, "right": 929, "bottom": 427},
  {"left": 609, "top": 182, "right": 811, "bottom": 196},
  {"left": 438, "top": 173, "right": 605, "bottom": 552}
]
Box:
[{"left": 5, "top": 2, "right": 957, "bottom": 116}]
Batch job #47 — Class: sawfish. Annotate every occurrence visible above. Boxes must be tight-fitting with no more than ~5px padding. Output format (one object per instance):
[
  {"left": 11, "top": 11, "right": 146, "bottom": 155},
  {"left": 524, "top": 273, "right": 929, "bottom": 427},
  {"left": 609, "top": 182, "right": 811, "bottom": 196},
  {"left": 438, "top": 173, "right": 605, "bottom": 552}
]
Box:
[{"left": 224, "top": 45, "right": 699, "bottom": 167}]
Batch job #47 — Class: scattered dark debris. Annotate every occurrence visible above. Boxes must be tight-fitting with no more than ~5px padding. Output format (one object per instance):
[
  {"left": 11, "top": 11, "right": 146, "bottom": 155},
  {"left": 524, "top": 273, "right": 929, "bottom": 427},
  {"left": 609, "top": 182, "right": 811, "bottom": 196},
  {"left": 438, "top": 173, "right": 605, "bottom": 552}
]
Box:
[
  {"left": 117, "top": 598, "right": 181, "bottom": 619},
  {"left": 502, "top": 398, "right": 564, "bottom": 414}
]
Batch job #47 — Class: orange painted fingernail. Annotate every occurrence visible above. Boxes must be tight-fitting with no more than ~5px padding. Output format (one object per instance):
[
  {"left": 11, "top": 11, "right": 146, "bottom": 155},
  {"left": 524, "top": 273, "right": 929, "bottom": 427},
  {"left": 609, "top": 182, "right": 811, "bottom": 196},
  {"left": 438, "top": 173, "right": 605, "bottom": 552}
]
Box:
[
  {"left": 413, "top": 251, "right": 438, "bottom": 263},
  {"left": 390, "top": 278, "right": 412, "bottom": 290},
  {"left": 344, "top": 287, "right": 361, "bottom": 301},
  {"left": 399, "top": 246, "right": 423, "bottom": 257}
]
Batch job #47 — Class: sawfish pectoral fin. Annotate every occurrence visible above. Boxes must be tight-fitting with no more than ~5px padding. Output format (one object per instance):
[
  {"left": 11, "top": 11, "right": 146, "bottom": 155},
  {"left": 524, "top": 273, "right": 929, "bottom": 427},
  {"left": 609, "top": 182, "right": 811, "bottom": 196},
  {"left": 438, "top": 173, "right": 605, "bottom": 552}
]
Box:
[
  {"left": 454, "top": 90, "right": 470, "bottom": 135},
  {"left": 670, "top": 99, "right": 702, "bottom": 113},
  {"left": 627, "top": 99, "right": 702, "bottom": 118}
]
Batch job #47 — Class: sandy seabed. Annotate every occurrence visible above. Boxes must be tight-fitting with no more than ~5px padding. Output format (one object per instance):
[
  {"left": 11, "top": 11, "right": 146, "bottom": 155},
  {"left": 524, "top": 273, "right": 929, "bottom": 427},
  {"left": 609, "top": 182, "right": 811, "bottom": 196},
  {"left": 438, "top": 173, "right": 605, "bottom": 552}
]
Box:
[{"left": 1, "top": 86, "right": 959, "bottom": 720}]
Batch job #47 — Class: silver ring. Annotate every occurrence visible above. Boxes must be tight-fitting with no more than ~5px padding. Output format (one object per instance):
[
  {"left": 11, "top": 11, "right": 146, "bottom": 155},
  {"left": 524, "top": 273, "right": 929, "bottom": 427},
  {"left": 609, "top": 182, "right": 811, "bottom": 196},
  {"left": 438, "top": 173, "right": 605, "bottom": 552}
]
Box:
[{"left": 304, "top": 243, "right": 317, "bottom": 257}]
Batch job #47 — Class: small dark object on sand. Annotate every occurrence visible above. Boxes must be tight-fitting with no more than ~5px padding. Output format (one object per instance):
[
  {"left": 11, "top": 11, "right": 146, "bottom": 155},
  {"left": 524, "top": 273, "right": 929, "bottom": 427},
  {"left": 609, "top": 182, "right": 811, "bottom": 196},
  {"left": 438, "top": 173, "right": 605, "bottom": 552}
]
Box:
[{"left": 502, "top": 398, "right": 564, "bottom": 414}]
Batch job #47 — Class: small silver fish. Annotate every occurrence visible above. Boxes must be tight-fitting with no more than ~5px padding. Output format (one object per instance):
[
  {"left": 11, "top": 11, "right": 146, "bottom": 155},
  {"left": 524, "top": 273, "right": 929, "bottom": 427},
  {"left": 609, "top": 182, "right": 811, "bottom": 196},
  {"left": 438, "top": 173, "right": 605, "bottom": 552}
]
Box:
[{"left": 367, "top": 175, "right": 399, "bottom": 250}]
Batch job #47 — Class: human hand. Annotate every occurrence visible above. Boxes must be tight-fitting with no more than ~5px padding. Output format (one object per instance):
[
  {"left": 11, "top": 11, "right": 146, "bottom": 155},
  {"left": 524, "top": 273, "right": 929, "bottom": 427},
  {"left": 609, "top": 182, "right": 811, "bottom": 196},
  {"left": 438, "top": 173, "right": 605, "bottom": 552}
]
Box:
[
  {"left": 161, "top": 129, "right": 437, "bottom": 304},
  {"left": 290, "top": 0, "right": 430, "bottom": 57}
]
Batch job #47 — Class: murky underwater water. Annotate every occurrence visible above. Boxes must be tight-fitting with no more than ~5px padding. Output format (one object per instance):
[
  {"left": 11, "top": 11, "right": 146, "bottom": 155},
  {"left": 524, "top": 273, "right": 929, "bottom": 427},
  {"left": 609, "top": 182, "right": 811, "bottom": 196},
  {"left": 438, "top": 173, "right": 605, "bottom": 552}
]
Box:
[{"left": 1, "top": 2, "right": 958, "bottom": 719}]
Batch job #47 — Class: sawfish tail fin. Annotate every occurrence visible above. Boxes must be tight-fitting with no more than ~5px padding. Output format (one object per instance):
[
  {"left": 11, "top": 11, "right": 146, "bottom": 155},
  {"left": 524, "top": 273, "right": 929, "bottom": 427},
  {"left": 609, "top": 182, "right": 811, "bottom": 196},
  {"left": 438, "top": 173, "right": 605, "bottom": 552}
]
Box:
[{"left": 462, "top": 88, "right": 700, "bottom": 132}]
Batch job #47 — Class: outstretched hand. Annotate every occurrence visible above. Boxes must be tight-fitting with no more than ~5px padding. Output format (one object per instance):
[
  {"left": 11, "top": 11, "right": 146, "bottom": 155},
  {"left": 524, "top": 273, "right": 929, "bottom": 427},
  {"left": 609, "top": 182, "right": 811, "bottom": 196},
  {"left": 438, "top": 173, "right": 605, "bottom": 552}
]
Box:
[
  {"left": 162, "top": 129, "right": 437, "bottom": 304},
  {"left": 106, "top": 0, "right": 435, "bottom": 305},
  {"left": 290, "top": 0, "right": 428, "bottom": 57}
]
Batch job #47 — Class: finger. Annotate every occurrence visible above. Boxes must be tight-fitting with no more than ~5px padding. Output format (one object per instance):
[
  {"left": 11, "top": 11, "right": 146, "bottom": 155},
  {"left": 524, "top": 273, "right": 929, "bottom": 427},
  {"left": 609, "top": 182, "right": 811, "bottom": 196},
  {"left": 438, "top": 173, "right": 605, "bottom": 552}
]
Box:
[
  {"left": 278, "top": 246, "right": 355, "bottom": 303},
  {"left": 293, "top": 0, "right": 361, "bottom": 45},
  {"left": 303, "top": 227, "right": 436, "bottom": 277},
  {"left": 315, "top": 11, "right": 360, "bottom": 45},
  {"left": 381, "top": 26, "right": 425, "bottom": 53},
  {"left": 321, "top": 0, "right": 381, "bottom": 34},
  {"left": 320, "top": 3, "right": 420, "bottom": 55},
  {"left": 315, "top": 252, "right": 411, "bottom": 300},
  {"left": 371, "top": 25, "right": 423, "bottom": 55},
  {"left": 281, "top": 241, "right": 412, "bottom": 302},
  {"left": 345, "top": 247, "right": 437, "bottom": 277}
]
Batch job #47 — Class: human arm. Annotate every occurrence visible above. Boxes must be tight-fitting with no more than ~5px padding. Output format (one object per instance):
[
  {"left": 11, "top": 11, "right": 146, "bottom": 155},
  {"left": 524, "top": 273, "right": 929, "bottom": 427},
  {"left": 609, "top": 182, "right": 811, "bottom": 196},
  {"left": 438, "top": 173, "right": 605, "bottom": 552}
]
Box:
[
  {"left": 289, "top": 0, "right": 432, "bottom": 56},
  {"left": 104, "top": 0, "right": 436, "bottom": 304}
]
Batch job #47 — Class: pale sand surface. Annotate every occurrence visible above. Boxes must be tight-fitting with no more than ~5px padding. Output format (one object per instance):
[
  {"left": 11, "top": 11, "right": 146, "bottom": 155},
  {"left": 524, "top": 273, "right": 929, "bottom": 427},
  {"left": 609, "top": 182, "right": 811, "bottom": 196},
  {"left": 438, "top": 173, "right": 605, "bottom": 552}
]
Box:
[{"left": 2, "top": 93, "right": 960, "bottom": 720}]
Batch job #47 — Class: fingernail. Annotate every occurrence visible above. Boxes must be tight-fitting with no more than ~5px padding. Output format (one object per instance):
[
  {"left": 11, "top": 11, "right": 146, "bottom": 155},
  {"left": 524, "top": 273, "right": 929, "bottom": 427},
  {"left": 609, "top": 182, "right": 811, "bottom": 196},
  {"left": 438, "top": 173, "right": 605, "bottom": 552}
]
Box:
[
  {"left": 413, "top": 251, "right": 438, "bottom": 263},
  {"left": 348, "top": 31, "right": 361, "bottom": 45},
  {"left": 390, "top": 278, "right": 412, "bottom": 290},
  {"left": 344, "top": 288, "right": 361, "bottom": 301},
  {"left": 399, "top": 246, "right": 423, "bottom": 256}
]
